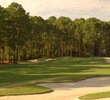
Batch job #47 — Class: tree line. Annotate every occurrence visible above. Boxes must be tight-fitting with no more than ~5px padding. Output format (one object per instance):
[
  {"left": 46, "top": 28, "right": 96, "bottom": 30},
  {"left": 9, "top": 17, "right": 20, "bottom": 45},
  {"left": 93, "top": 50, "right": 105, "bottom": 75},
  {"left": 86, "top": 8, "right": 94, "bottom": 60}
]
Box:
[{"left": 0, "top": 2, "right": 110, "bottom": 63}]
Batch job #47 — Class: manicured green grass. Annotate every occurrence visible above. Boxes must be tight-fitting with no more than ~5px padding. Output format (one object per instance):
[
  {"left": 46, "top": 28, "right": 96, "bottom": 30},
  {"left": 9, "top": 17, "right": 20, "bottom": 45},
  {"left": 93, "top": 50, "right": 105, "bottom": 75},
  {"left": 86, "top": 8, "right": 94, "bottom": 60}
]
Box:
[
  {"left": 79, "top": 91, "right": 110, "bottom": 100},
  {"left": 0, "top": 85, "right": 51, "bottom": 96},
  {"left": 0, "top": 57, "right": 110, "bottom": 96}
]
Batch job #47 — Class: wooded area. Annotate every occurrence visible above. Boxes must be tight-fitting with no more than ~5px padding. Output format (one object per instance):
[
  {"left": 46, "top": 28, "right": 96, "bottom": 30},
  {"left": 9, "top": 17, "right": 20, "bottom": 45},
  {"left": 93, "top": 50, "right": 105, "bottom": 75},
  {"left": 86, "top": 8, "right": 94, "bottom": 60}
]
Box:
[{"left": 0, "top": 2, "right": 110, "bottom": 63}]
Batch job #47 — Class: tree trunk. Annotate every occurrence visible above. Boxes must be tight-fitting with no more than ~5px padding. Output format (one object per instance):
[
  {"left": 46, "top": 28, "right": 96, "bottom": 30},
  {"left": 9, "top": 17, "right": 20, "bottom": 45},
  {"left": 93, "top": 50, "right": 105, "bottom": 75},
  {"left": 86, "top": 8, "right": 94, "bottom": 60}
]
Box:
[
  {"left": 8, "top": 48, "right": 11, "bottom": 63},
  {"left": 17, "top": 46, "right": 21, "bottom": 62},
  {"left": 0, "top": 49, "right": 2, "bottom": 63},
  {"left": 2, "top": 46, "right": 5, "bottom": 64}
]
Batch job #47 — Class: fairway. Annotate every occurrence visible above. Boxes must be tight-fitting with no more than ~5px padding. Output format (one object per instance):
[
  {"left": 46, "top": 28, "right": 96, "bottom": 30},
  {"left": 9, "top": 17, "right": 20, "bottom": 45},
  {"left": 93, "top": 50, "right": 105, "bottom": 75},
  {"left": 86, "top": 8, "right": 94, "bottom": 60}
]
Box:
[
  {"left": 0, "top": 57, "right": 110, "bottom": 97},
  {"left": 0, "top": 57, "right": 110, "bottom": 87}
]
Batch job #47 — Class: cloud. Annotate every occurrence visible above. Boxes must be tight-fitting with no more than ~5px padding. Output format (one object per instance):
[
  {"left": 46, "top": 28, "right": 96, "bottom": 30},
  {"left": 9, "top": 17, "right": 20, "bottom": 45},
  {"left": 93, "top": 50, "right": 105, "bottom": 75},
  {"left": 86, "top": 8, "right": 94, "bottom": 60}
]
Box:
[{"left": 0, "top": 0, "right": 110, "bottom": 21}]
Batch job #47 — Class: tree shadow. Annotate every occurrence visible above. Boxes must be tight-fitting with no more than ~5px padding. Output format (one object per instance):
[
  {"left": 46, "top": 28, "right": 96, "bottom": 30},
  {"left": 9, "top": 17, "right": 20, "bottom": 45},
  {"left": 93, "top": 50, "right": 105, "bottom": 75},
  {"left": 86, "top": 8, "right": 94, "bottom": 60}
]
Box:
[{"left": 0, "top": 57, "right": 110, "bottom": 87}]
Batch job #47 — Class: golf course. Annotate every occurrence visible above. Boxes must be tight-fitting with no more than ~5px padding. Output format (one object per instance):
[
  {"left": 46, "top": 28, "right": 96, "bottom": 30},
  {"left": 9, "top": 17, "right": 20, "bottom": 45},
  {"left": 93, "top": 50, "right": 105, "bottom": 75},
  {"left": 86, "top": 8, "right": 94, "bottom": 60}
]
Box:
[
  {"left": 1, "top": 1, "right": 110, "bottom": 100},
  {"left": 0, "top": 57, "right": 110, "bottom": 100}
]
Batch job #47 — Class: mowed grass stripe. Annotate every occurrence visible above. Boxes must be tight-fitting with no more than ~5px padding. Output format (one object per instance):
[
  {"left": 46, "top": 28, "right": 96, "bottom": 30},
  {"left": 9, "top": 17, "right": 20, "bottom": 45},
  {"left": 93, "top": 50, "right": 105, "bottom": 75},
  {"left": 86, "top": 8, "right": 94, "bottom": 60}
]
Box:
[{"left": 0, "top": 57, "right": 109, "bottom": 87}]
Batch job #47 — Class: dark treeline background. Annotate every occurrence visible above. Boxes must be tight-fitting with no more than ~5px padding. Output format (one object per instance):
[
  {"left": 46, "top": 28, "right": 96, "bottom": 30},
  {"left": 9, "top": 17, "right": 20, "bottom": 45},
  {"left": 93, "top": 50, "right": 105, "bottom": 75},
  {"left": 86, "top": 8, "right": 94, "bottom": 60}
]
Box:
[{"left": 0, "top": 2, "right": 110, "bottom": 63}]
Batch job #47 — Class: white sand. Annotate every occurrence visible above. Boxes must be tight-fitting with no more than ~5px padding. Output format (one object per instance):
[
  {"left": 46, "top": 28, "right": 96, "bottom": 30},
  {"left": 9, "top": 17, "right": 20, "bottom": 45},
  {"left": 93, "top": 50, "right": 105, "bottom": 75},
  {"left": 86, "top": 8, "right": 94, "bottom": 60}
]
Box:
[{"left": 104, "top": 57, "right": 110, "bottom": 63}]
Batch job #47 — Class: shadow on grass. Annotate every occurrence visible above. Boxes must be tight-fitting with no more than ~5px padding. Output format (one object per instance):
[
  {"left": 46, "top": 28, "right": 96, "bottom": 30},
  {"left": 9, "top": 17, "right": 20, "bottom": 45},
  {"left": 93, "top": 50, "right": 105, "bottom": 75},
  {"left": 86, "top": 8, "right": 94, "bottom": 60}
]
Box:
[{"left": 0, "top": 57, "right": 110, "bottom": 87}]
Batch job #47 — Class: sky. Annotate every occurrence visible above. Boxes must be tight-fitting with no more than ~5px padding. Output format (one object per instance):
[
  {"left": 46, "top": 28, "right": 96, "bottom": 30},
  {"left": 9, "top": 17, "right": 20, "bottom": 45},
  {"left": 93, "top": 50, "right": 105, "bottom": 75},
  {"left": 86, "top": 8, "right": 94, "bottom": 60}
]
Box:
[{"left": 0, "top": 0, "right": 110, "bottom": 21}]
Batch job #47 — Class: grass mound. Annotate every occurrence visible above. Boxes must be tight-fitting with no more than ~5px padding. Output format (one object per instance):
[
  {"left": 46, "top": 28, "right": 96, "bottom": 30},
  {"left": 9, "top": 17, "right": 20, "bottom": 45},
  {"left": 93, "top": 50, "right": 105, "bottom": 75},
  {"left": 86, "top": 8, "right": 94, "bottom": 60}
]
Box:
[
  {"left": 0, "top": 85, "right": 51, "bottom": 96},
  {"left": 79, "top": 91, "right": 110, "bottom": 100}
]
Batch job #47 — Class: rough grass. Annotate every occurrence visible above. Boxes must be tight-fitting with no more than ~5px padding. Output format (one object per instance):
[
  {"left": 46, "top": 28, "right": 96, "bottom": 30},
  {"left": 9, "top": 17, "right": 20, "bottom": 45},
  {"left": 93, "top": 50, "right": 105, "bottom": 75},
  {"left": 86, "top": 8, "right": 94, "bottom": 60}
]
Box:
[
  {"left": 0, "top": 57, "right": 110, "bottom": 96},
  {"left": 79, "top": 91, "right": 110, "bottom": 100}
]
